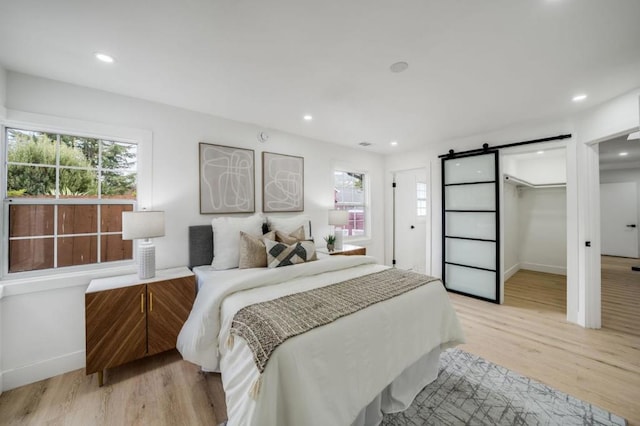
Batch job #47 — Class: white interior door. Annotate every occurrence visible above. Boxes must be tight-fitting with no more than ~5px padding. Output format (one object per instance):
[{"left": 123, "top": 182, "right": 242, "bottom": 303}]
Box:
[
  {"left": 395, "top": 169, "right": 427, "bottom": 273},
  {"left": 600, "top": 182, "right": 638, "bottom": 258}
]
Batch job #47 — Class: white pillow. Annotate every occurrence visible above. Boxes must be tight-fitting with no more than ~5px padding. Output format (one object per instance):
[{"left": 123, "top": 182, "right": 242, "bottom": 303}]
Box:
[
  {"left": 268, "top": 215, "right": 312, "bottom": 239},
  {"left": 211, "top": 213, "right": 264, "bottom": 270}
]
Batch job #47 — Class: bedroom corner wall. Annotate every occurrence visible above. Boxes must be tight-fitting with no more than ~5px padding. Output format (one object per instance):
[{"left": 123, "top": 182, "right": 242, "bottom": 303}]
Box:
[
  {"left": 0, "top": 71, "right": 386, "bottom": 391},
  {"left": 517, "top": 188, "right": 567, "bottom": 275}
]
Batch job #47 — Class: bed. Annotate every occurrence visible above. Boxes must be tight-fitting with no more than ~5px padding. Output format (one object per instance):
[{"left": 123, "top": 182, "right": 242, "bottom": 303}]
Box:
[{"left": 177, "top": 219, "right": 465, "bottom": 426}]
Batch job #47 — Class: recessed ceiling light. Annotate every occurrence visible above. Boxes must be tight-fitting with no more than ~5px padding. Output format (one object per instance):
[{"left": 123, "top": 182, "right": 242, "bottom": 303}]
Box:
[
  {"left": 619, "top": 152, "right": 628, "bottom": 156},
  {"left": 390, "top": 141, "right": 398, "bottom": 146},
  {"left": 95, "top": 52, "right": 114, "bottom": 63},
  {"left": 389, "top": 61, "right": 409, "bottom": 73},
  {"left": 572, "top": 94, "right": 587, "bottom": 102},
  {"left": 537, "top": 151, "right": 544, "bottom": 154},
  {"left": 628, "top": 131, "right": 640, "bottom": 140},
  {"left": 303, "top": 115, "right": 312, "bottom": 121}
]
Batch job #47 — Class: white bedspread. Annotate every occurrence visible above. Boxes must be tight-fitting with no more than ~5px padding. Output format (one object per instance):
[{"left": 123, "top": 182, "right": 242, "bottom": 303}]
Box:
[{"left": 177, "top": 256, "right": 465, "bottom": 425}]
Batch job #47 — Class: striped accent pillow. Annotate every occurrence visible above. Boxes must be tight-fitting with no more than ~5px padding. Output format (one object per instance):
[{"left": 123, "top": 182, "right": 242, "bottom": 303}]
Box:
[{"left": 265, "top": 240, "right": 317, "bottom": 268}]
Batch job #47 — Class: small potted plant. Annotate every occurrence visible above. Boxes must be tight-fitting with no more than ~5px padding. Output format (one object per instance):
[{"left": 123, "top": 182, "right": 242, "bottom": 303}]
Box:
[{"left": 324, "top": 235, "right": 336, "bottom": 252}]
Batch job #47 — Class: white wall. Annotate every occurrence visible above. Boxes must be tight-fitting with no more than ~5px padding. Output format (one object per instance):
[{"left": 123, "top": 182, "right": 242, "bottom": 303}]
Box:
[
  {"left": 0, "top": 72, "right": 385, "bottom": 391},
  {"left": 515, "top": 155, "right": 566, "bottom": 185},
  {"left": 518, "top": 188, "right": 567, "bottom": 275},
  {"left": 600, "top": 167, "right": 640, "bottom": 255},
  {"left": 0, "top": 65, "right": 6, "bottom": 117},
  {"left": 385, "top": 118, "right": 572, "bottom": 281},
  {"left": 384, "top": 88, "right": 639, "bottom": 330},
  {"left": 570, "top": 88, "right": 640, "bottom": 328},
  {"left": 502, "top": 149, "right": 567, "bottom": 279}
]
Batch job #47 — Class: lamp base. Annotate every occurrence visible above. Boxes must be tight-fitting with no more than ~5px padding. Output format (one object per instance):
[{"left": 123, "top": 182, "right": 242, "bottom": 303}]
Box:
[
  {"left": 334, "top": 229, "right": 344, "bottom": 251},
  {"left": 138, "top": 241, "right": 156, "bottom": 280}
]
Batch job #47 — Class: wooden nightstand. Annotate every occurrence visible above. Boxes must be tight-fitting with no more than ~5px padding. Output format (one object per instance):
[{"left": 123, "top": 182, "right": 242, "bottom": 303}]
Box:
[
  {"left": 318, "top": 244, "right": 366, "bottom": 256},
  {"left": 85, "top": 266, "right": 195, "bottom": 386}
]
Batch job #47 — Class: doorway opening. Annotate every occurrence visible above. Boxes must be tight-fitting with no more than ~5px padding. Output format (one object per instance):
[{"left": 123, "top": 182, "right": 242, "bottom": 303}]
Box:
[
  {"left": 598, "top": 132, "right": 640, "bottom": 337},
  {"left": 501, "top": 146, "right": 568, "bottom": 315}
]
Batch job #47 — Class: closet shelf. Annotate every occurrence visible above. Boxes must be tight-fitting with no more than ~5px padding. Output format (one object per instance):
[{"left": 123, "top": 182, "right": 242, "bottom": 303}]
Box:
[{"left": 503, "top": 174, "right": 566, "bottom": 189}]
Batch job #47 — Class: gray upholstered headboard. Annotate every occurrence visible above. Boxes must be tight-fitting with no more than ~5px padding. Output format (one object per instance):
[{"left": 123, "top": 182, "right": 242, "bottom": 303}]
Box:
[{"left": 188, "top": 225, "right": 213, "bottom": 269}]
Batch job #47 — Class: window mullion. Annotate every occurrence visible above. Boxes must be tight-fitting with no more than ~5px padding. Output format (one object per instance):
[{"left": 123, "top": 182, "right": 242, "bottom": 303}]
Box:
[
  {"left": 97, "top": 140, "right": 103, "bottom": 264},
  {"left": 53, "top": 204, "right": 58, "bottom": 268},
  {"left": 54, "top": 134, "right": 60, "bottom": 268}
]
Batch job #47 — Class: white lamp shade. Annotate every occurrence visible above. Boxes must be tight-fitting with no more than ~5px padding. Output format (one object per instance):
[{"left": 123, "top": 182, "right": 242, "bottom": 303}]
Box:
[
  {"left": 122, "top": 211, "right": 165, "bottom": 240},
  {"left": 328, "top": 209, "right": 349, "bottom": 226}
]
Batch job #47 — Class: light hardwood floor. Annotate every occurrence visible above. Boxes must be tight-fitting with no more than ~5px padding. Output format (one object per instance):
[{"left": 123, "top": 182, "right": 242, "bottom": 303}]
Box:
[
  {"left": 1, "top": 256, "right": 638, "bottom": 425},
  {"left": 454, "top": 256, "right": 640, "bottom": 425}
]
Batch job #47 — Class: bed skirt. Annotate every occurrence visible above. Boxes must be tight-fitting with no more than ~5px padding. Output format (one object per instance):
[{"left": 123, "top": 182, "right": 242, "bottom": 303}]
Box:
[{"left": 352, "top": 347, "right": 441, "bottom": 426}]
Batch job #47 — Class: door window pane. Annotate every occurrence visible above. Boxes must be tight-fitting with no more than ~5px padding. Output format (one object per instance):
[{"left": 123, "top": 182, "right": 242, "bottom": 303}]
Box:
[{"left": 444, "top": 154, "right": 495, "bottom": 184}]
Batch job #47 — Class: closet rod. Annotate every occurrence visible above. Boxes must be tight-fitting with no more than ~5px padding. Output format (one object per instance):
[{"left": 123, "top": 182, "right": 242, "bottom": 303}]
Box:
[
  {"left": 438, "top": 133, "right": 571, "bottom": 159},
  {"left": 504, "top": 174, "right": 566, "bottom": 188}
]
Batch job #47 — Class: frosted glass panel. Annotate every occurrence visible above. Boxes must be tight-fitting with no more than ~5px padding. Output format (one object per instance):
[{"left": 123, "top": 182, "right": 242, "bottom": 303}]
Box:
[
  {"left": 445, "top": 239, "right": 496, "bottom": 270},
  {"left": 445, "top": 264, "right": 496, "bottom": 300},
  {"left": 444, "top": 154, "right": 495, "bottom": 184},
  {"left": 446, "top": 212, "right": 496, "bottom": 240},
  {"left": 445, "top": 184, "right": 495, "bottom": 210}
]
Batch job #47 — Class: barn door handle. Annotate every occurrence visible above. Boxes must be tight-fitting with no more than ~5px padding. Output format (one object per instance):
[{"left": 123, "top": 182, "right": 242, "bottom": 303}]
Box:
[{"left": 627, "top": 224, "right": 637, "bottom": 228}]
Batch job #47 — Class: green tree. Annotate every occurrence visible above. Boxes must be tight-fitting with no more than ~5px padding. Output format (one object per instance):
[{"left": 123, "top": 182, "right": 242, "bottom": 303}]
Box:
[
  {"left": 101, "top": 142, "right": 136, "bottom": 196},
  {"left": 7, "top": 132, "right": 96, "bottom": 196}
]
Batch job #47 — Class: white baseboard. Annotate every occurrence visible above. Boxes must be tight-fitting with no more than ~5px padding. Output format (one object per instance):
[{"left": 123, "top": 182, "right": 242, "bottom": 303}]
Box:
[
  {"left": 520, "top": 262, "right": 567, "bottom": 276},
  {"left": 503, "top": 263, "right": 521, "bottom": 281},
  {"left": 1, "top": 350, "right": 85, "bottom": 392}
]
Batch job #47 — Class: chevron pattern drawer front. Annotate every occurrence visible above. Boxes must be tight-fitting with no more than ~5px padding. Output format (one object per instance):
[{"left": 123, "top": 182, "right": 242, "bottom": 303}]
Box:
[{"left": 85, "top": 267, "right": 195, "bottom": 386}]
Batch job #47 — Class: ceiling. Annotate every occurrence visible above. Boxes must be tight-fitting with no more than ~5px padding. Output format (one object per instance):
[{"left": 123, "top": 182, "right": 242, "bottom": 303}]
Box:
[
  {"left": 1, "top": 0, "right": 640, "bottom": 154},
  {"left": 599, "top": 133, "right": 640, "bottom": 168}
]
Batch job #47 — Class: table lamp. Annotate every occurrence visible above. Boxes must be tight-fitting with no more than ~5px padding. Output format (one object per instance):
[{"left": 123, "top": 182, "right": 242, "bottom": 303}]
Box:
[
  {"left": 122, "top": 211, "right": 165, "bottom": 279},
  {"left": 328, "top": 209, "right": 349, "bottom": 251}
]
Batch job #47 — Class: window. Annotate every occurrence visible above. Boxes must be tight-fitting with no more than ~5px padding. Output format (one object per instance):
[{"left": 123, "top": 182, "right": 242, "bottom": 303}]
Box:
[
  {"left": 334, "top": 170, "right": 367, "bottom": 238},
  {"left": 3, "top": 127, "right": 137, "bottom": 273},
  {"left": 416, "top": 182, "right": 427, "bottom": 217}
]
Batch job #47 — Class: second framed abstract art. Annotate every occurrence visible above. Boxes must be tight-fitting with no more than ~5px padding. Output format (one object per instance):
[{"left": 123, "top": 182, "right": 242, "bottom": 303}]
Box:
[{"left": 262, "top": 151, "right": 304, "bottom": 212}]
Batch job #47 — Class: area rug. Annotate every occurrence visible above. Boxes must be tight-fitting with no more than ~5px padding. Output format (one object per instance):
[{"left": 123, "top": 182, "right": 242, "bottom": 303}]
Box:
[{"left": 382, "top": 348, "right": 626, "bottom": 426}]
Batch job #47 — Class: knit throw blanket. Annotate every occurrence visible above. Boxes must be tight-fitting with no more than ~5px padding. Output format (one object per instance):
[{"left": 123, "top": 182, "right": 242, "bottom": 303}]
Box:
[{"left": 229, "top": 268, "right": 439, "bottom": 376}]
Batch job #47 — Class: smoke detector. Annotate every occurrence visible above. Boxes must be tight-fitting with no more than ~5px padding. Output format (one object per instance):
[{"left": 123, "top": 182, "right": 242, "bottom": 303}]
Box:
[{"left": 390, "top": 61, "right": 409, "bottom": 73}]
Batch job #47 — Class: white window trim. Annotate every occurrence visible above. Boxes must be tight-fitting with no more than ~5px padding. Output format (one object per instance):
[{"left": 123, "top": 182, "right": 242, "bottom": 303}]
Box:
[
  {"left": 333, "top": 165, "right": 371, "bottom": 241},
  {"left": 0, "top": 109, "right": 153, "bottom": 285}
]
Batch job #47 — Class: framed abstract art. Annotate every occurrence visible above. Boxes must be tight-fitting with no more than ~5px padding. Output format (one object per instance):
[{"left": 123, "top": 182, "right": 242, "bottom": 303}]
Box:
[
  {"left": 199, "top": 143, "right": 255, "bottom": 214},
  {"left": 262, "top": 151, "right": 304, "bottom": 212}
]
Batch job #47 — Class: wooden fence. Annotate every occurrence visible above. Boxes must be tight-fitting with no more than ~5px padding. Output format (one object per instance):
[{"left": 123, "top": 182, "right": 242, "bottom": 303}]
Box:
[{"left": 9, "top": 204, "right": 133, "bottom": 273}]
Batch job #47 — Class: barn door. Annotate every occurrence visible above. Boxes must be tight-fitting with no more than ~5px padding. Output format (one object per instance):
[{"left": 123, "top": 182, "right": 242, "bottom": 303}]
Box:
[{"left": 442, "top": 151, "right": 500, "bottom": 303}]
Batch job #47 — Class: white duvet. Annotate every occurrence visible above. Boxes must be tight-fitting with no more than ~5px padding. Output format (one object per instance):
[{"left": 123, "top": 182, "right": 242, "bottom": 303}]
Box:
[{"left": 177, "top": 255, "right": 465, "bottom": 426}]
